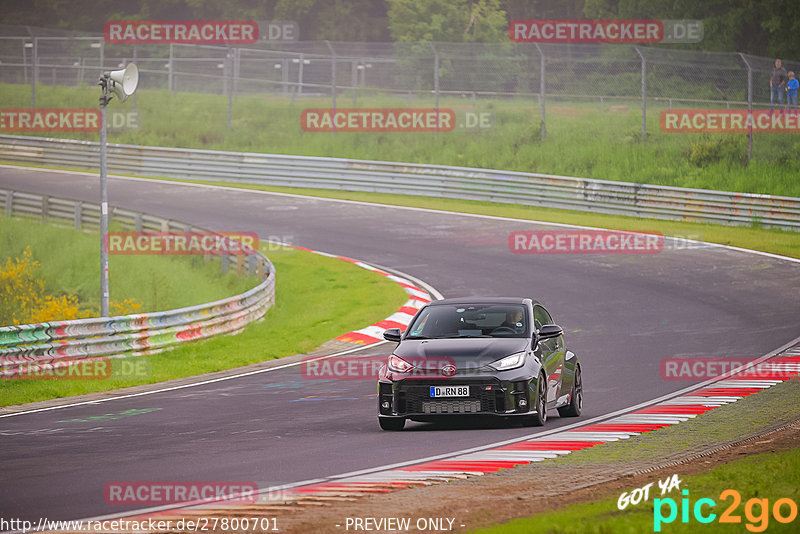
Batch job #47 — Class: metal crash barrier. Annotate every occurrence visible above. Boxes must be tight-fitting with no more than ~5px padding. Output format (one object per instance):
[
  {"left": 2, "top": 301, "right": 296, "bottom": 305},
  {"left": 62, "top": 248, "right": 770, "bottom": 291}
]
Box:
[{"left": 0, "top": 188, "right": 276, "bottom": 378}]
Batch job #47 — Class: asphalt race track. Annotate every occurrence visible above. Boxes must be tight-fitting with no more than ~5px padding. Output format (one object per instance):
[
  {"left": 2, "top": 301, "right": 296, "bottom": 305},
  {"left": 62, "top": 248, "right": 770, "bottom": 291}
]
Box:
[{"left": 2, "top": 166, "right": 799, "bottom": 522}]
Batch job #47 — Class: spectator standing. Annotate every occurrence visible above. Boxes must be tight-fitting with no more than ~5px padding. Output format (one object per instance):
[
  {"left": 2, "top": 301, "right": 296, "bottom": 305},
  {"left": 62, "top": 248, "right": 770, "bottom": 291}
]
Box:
[
  {"left": 770, "top": 59, "right": 788, "bottom": 113},
  {"left": 786, "top": 72, "right": 799, "bottom": 115}
]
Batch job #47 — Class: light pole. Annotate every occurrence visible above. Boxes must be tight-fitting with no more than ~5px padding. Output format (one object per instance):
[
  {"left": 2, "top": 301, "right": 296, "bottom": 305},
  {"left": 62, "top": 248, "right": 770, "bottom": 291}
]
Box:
[{"left": 97, "top": 63, "right": 138, "bottom": 317}]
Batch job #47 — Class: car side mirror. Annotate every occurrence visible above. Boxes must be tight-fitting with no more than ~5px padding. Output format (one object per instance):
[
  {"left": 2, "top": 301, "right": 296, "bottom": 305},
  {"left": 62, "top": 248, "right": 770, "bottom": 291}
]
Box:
[
  {"left": 538, "top": 324, "right": 563, "bottom": 340},
  {"left": 383, "top": 328, "right": 402, "bottom": 342}
]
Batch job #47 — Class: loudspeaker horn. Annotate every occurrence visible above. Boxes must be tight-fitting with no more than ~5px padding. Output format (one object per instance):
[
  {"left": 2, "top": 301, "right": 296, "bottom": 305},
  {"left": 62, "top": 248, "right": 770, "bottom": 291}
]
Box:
[{"left": 108, "top": 63, "right": 138, "bottom": 103}]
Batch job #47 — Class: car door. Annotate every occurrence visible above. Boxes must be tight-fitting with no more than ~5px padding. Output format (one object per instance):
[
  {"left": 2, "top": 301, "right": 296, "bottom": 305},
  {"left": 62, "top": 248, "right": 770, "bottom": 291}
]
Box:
[{"left": 533, "top": 304, "right": 566, "bottom": 403}]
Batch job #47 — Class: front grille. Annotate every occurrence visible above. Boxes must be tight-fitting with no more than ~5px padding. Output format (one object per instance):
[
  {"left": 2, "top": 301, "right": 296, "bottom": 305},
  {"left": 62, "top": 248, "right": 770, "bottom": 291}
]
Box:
[
  {"left": 398, "top": 380, "right": 501, "bottom": 414},
  {"left": 421, "top": 400, "right": 481, "bottom": 414}
]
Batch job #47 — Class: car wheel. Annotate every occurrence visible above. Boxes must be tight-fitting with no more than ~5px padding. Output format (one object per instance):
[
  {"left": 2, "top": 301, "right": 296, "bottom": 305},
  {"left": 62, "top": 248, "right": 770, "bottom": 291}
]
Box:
[
  {"left": 558, "top": 365, "right": 583, "bottom": 418},
  {"left": 526, "top": 373, "right": 547, "bottom": 426},
  {"left": 379, "top": 418, "right": 405, "bottom": 431}
]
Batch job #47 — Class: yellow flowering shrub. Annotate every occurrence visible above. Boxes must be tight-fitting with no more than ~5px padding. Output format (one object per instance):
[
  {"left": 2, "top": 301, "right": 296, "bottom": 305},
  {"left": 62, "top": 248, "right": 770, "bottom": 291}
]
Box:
[
  {"left": 109, "top": 298, "right": 143, "bottom": 316},
  {"left": 0, "top": 248, "right": 45, "bottom": 325},
  {"left": 1, "top": 247, "right": 142, "bottom": 325}
]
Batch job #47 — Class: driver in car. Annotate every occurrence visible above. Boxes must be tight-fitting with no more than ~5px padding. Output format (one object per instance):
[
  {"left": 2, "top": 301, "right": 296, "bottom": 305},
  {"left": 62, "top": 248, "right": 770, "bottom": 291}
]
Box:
[{"left": 497, "top": 309, "right": 525, "bottom": 333}]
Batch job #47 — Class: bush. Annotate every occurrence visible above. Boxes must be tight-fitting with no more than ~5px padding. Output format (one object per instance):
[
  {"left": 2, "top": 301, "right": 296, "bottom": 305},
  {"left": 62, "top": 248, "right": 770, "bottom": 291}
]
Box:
[
  {"left": 0, "top": 247, "right": 141, "bottom": 325},
  {"left": 0, "top": 248, "right": 44, "bottom": 325},
  {"left": 687, "top": 135, "right": 746, "bottom": 167}
]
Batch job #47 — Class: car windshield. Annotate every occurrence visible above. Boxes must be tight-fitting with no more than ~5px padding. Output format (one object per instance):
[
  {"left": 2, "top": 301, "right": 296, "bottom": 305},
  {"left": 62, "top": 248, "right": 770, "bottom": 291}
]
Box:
[{"left": 405, "top": 304, "right": 528, "bottom": 339}]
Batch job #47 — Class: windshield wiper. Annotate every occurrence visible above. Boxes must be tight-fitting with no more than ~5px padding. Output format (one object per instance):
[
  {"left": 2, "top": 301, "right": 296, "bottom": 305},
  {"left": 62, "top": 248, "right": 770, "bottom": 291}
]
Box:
[{"left": 405, "top": 334, "right": 431, "bottom": 339}]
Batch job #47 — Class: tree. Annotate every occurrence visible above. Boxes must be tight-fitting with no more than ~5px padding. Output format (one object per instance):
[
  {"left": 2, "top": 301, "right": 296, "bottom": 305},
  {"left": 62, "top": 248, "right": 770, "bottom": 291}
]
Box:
[
  {"left": 502, "top": 0, "right": 586, "bottom": 20},
  {"left": 274, "top": 0, "right": 390, "bottom": 41},
  {"left": 387, "top": 0, "right": 506, "bottom": 43},
  {"left": 582, "top": 0, "right": 800, "bottom": 58}
]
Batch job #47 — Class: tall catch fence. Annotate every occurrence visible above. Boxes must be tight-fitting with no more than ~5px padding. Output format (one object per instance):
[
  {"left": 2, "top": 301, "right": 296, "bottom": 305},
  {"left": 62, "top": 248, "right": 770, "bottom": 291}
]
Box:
[{"left": 1, "top": 25, "right": 798, "bottom": 132}]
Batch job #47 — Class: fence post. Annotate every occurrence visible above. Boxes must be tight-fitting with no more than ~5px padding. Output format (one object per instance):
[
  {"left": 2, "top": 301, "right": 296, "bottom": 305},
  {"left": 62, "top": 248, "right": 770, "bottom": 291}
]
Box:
[
  {"left": 351, "top": 59, "right": 358, "bottom": 105},
  {"left": 325, "top": 41, "right": 336, "bottom": 133},
  {"left": 635, "top": 47, "right": 646, "bottom": 142},
  {"left": 282, "top": 58, "right": 289, "bottom": 96},
  {"left": 168, "top": 44, "right": 174, "bottom": 92},
  {"left": 226, "top": 49, "right": 233, "bottom": 130},
  {"left": 535, "top": 43, "right": 546, "bottom": 139},
  {"left": 31, "top": 37, "right": 37, "bottom": 108},
  {"left": 74, "top": 201, "right": 82, "bottom": 230},
  {"left": 233, "top": 47, "right": 240, "bottom": 95},
  {"left": 739, "top": 53, "right": 753, "bottom": 166},
  {"left": 430, "top": 42, "right": 439, "bottom": 138},
  {"left": 5, "top": 190, "right": 13, "bottom": 217},
  {"left": 22, "top": 39, "right": 29, "bottom": 85},
  {"left": 132, "top": 46, "right": 137, "bottom": 115},
  {"left": 298, "top": 53, "right": 304, "bottom": 95},
  {"left": 41, "top": 195, "right": 48, "bottom": 223}
]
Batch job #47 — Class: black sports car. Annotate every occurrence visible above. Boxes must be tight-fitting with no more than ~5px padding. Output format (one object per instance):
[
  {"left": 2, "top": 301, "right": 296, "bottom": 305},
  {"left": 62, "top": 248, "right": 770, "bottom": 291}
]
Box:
[{"left": 377, "top": 297, "right": 582, "bottom": 431}]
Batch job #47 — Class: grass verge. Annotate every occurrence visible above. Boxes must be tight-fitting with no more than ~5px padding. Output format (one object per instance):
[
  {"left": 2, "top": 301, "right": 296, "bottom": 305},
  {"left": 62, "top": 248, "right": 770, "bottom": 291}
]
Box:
[
  {"left": 0, "top": 215, "right": 254, "bottom": 314},
  {"left": 0, "top": 229, "right": 408, "bottom": 406}
]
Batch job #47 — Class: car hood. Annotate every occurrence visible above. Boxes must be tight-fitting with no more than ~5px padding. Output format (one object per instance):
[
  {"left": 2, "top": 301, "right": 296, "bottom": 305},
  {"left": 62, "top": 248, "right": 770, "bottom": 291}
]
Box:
[{"left": 395, "top": 337, "right": 529, "bottom": 368}]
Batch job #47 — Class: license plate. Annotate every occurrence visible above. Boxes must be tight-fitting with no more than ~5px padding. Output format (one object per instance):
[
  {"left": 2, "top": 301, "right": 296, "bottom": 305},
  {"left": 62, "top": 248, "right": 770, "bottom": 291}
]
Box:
[{"left": 430, "top": 385, "right": 469, "bottom": 398}]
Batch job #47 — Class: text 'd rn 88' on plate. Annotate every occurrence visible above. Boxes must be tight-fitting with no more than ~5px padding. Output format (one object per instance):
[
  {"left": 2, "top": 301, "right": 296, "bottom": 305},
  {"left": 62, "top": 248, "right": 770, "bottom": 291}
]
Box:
[{"left": 430, "top": 385, "right": 469, "bottom": 397}]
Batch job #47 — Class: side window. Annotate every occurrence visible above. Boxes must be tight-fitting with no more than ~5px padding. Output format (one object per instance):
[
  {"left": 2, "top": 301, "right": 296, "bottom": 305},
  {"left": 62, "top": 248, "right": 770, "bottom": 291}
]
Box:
[{"left": 533, "top": 305, "right": 553, "bottom": 331}]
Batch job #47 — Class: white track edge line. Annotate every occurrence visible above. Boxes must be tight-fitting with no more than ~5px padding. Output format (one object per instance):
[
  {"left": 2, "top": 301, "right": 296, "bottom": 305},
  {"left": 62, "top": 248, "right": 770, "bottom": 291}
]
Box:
[{"left": 0, "top": 258, "right": 439, "bottom": 419}]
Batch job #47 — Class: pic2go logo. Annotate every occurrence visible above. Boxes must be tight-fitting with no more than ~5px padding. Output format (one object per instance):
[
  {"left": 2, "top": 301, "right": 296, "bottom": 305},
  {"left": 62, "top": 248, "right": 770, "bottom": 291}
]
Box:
[{"left": 654, "top": 489, "right": 798, "bottom": 532}]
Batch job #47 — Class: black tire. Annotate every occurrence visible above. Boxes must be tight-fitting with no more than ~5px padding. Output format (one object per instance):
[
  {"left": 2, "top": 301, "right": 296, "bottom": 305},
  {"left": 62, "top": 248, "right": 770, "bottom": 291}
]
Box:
[
  {"left": 526, "top": 373, "right": 548, "bottom": 426},
  {"left": 379, "top": 417, "right": 405, "bottom": 431},
  {"left": 558, "top": 365, "right": 583, "bottom": 418}
]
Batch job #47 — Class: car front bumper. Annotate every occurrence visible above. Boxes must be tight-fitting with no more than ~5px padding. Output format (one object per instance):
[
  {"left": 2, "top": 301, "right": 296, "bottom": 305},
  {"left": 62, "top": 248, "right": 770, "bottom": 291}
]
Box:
[{"left": 378, "top": 374, "right": 538, "bottom": 420}]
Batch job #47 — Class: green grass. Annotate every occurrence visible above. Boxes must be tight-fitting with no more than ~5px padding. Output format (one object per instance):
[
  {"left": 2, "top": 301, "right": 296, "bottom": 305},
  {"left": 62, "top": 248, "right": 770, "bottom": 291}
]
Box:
[
  {"left": 0, "top": 220, "right": 408, "bottom": 406},
  {"left": 2, "top": 83, "right": 799, "bottom": 196},
  {"left": 471, "top": 448, "right": 800, "bottom": 533},
  {"left": 0, "top": 215, "right": 254, "bottom": 315}
]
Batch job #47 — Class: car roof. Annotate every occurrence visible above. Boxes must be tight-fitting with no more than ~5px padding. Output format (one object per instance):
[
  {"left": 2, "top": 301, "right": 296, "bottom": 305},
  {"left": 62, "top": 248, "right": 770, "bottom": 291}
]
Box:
[{"left": 427, "top": 297, "right": 539, "bottom": 306}]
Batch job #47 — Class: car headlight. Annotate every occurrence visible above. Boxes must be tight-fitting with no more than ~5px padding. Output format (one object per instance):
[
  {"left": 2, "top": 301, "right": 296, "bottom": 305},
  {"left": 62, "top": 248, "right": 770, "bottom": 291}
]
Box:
[
  {"left": 489, "top": 352, "right": 526, "bottom": 371},
  {"left": 388, "top": 354, "right": 414, "bottom": 373}
]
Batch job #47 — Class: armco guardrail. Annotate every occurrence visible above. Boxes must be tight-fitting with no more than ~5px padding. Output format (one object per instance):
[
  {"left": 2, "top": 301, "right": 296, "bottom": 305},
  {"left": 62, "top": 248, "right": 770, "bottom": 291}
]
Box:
[
  {"left": 1, "top": 134, "right": 799, "bottom": 230},
  {"left": 0, "top": 188, "right": 276, "bottom": 378}
]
